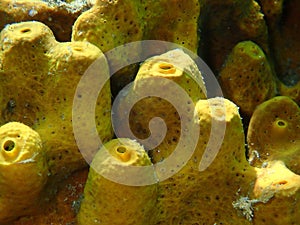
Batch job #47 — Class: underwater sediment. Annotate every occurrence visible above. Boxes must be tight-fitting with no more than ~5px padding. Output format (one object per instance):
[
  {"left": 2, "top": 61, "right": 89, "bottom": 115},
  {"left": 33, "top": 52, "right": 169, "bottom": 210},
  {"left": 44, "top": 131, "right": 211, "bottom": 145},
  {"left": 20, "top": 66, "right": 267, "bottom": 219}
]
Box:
[{"left": 0, "top": 0, "right": 298, "bottom": 224}]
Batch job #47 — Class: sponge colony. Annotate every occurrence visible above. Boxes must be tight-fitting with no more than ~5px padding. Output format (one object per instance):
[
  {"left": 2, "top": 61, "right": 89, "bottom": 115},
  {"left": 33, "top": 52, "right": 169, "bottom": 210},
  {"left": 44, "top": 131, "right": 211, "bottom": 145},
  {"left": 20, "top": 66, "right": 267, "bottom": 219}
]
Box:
[{"left": 0, "top": 21, "right": 113, "bottom": 177}]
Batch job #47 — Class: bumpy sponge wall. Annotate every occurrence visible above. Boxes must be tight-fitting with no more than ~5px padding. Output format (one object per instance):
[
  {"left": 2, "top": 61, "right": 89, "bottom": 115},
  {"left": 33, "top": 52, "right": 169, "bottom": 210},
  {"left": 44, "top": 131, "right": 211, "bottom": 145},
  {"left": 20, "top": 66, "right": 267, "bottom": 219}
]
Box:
[
  {"left": 154, "top": 98, "right": 257, "bottom": 224},
  {"left": 0, "top": 21, "right": 113, "bottom": 178},
  {"left": 219, "top": 41, "right": 276, "bottom": 117},
  {"left": 113, "top": 49, "right": 206, "bottom": 163}
]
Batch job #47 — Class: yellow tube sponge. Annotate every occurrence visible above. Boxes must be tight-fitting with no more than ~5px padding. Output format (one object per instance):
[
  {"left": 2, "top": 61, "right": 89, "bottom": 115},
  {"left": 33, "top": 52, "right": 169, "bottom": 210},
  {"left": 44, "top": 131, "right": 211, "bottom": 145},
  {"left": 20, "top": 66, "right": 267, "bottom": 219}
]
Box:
[
  {"left": 72, "top": 0, "right": 200, "bottom": 53},
  {"left": 77, "top": 138, "right": 158, "bottom": 225},
  {"left": 72, "top": 0, "right": 143, "bottom": 95},
  {"left": 199, "top": 0, "right": 269, "bottom": 72},
  {"left": 0, "top": 0, "right": 91, "bottom": 41},
  {"left": 0, "top": 122, "right": 48, "bottom": 224},
  {"left": 78, "top": 98, "right": 300, "bottom": 224},
  {"left": 247, "top": 96, "right": 300, "bottom": 174},
  {"left": 113, "top": 49, "right": 206, "bottom": 163},
  {"left": 219, "top": 41, "right": 276, "bottom": 117},
  {"left": 139, "top": 0, "right": 200, "bottom": 52},
  {"left": 72, "top": 0, "right": 200, "bottom": 95},
  {"left": 155, "top": 98, "right": 299, "bottom": 224},
  {"left": 0, "top": 21, "right": 113, "bottom": 177},
  {"left": 155, "top": 98, "right": 257, "bottom": 224},
  {"left": 72, "top": 0, "right": 142, "bottom": 53},
  {"left": 251, "top": 160, "right": 300, "bottom": 224}
]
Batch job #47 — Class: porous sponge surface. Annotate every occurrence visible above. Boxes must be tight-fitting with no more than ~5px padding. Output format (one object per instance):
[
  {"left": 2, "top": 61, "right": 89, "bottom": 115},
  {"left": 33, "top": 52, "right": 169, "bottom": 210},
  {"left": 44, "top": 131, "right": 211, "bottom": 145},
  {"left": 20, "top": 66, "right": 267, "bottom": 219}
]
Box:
[
  {"left": 72, "top": 0, "right": 143, "bottom": 52},
  {"left": 72, "top": 0, "right": 201, "bottom": 95},
  {"left": 72, "top": 0, "right": 200, "bottom": 53},
  {"left": 219, "top": 41, "right": 276, "bottom": 117},
  {"left": 110, "top": 48, "right": 299, "bottom": 224},
  {"left": 77, "top": 96, "right": 300, "bottom": 225},
  {"left": 154, "top": 98, "right": 256, "bottom": 225},
  {"left": 113, "top": 49, "right": 206, "bottom": 163},
  {"left": 0, "top": 21, "right": 113, "bottom": 177},
  {"left": 77, "top": 138, "right": 158, "bottom": 225},
  {"left": 153, "top": 98, "right": 300, "bottom": 224},
  {"left": 139, "top": 0, "right": 200, "bottom": 52}
]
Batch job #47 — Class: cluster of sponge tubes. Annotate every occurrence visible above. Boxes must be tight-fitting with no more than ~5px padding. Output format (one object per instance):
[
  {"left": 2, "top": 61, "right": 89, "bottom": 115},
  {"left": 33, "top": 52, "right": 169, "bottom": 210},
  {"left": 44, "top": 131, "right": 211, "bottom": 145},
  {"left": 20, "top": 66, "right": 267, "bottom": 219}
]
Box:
[{"left": 0, "top": 0, "right": 299, "bottom": 224}]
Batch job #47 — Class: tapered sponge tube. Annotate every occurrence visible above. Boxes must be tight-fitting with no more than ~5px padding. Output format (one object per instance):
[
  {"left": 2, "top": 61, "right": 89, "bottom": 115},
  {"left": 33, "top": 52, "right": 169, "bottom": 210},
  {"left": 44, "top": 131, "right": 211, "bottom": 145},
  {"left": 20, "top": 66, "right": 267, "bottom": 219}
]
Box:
[
  {"left": 77, "top": 138, "right": 158, "bottom": 225},
  {"left": 0, "top": 122, "right": 48, "bottom": 223}
]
